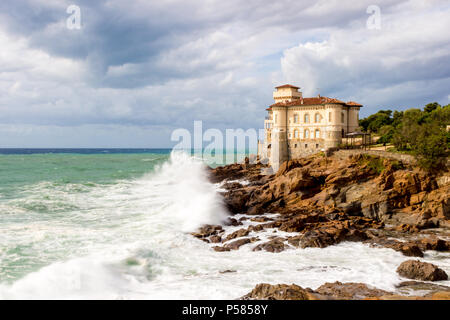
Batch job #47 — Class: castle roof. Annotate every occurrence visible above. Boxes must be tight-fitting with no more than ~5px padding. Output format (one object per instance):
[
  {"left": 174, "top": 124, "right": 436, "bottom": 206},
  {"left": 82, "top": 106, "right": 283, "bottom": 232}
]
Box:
[
  {"left": 275, "top": 84, "right": 300, "bottom": 89},
  {"left": 268, "top": 96, "right": 362, "bottom": 108},
  {"left": 346, "top": 101, "right": 363, "bottom": 106}
]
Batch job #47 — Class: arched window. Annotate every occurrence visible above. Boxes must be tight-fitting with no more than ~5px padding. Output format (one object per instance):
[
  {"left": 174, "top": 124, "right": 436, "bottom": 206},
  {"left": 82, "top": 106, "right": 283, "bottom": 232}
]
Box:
[
  {"left": 315, "top": 113, "right": 321, "bottom": 123},
  {"left": 304, "top": 129, "right": 309, "bottom": 139},
  {"left": 294, "top": 114, "right": 299, "bottom": 123},
  {"left": 294, "top": 130, "right": 299, "bottom": 138},
  {"left": 304, "top": 113, "right": 310, "bottom": 123},
  {"left": 315, "top": 129, "right": 320, "bottom": 139}
]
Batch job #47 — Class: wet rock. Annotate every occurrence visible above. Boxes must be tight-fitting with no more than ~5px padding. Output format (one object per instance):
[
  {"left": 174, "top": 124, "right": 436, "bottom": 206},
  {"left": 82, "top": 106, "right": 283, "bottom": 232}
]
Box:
[
  {"left": 253, "top": 239, "right": 286, "bottom": 253},
  {"left": 315, "top": 281, "right": 392, "bottom": 300},
  {"left": 209, "top": 235, "right": 222, "bottom": 243},
  {"left": 212, "top": 246, "right": 230, "bottom": 252},
  {"left": 250, "top": 216, "right": 273, "bottom": 223},
  {"left": 396, "top": 281, "right": 450, "bottom": 295},
  {"left": 365, "top": 238, "right": 424, "bottom": 257},
  {"left": 219, "top": 270, "right": 237, "bottom": 274},
  {"left": 397, "top": 260, "right": 448, "bottom": 281},
  {"left": 279, "top": 216, "right": 306, "bottom": 233},
  {"left": 399, "top": 244, "right": 424, "bottom": 257},
  {"left": 419, "top": 237, "right": 449, "bottom": 251},
  {"left": 395, "top": 224, "right": 420, "bottom": 233},
  {"left": 225, "top": 217, "right": 243, "bottom": 227},
  {"left": 223, "top": 189, "right": 250, "bottom": 214},
  {"left": 241, "top": 283, "right": 318, "bottom": 300},
  {"left": 223, "top": 228, "right": 250, "bottom": 242},
  {"left": 297, "top": 229, "right": 337, "bottom": 248},
  {"left": 191, "top": 225, "right": 223, "bottom": 239},
  {"left": 225, "top": 238, "right": 252, "bottom": 250}
]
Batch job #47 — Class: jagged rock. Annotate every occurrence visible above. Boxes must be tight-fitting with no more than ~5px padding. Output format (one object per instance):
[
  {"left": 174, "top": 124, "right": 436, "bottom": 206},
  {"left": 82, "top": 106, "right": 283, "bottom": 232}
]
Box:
[
  {"left": 397, "top": 260, "right": 448, "bottom": 281},
  {"left": 396, "top": 281, "right": 450, "bottom": 295},
  {"left": 223, "top": 228, "right": 250, "bottom": 242},
  {"left": 225, "top": 238, "right": 252, "bottom": 250},
  {"left": 191, "top": 225, "right": 223, "bottom": 239},
  {"left": 241, "top": 283, "right": 318, "bottom": 300},
  {"left": 365, "top": 238, "right": 424, "bottom": 257},
  {"left": 315, "top": 281, "right": 392, "bottom": 300},
  {"left": 225, "top": 217, "right": 243, "bottom": 226},
  {"left": 250, "top": 216, "right": 273, "bottom": 223},
  {"left": 253, "top": 239, "right": 286, "bottom": 253},
  {"left": 399, "top": 244, "right": 424, "bottom": 257},
  {"left": 419, "top": 237, "right": 449, "bottom": 251},
  {"left": 213, "top": 246, "right": 230, "bottom": 252},
  {"left": 210, "top": 235, "right": 222, "bottom": 243}
]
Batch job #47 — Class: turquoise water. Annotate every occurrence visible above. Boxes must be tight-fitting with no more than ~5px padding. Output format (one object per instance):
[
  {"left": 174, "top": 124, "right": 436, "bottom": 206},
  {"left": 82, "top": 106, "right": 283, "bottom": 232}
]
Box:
[
  {"left": 0, "top": 151, "right": 171, "bottom": 283},
  {"left": 1, "top": 150, "right": 448, "bottom": 299}
]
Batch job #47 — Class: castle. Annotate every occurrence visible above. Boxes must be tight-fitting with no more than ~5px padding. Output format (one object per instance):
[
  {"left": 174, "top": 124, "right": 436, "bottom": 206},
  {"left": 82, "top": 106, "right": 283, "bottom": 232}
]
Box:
[{"left": 258, "top": 84, "right": 362, "bottom": 171}]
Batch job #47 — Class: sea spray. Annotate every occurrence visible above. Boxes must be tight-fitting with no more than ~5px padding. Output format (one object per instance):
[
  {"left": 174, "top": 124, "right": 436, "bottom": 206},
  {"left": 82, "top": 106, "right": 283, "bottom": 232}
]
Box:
[
  {"left": 0, "top": 151, "right": 449, "bottom": 299},
  {"left": 146, "top": 151, "right": 228, "bottom": 232}
]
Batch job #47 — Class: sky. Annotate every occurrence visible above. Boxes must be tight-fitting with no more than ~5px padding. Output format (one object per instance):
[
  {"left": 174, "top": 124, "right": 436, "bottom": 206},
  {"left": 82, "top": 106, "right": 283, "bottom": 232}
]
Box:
[{"left": 0, "top": 0, "right": 449, "bottom": 148}]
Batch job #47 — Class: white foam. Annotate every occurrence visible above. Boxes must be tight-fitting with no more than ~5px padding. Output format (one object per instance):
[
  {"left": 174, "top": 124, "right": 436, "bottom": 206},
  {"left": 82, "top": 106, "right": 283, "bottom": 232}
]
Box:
[{"left": 0, "top": 151, "right": 449, "bottom": 299}]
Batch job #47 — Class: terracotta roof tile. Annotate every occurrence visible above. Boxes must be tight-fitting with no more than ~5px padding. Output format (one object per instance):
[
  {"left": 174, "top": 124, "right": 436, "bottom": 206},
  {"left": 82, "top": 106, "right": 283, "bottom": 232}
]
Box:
[
  {"left": 269, "top": 96, "right": 347, "bottom": 108},
  {"left": 346, "top": 101, "right": 363, "bottom": 106}
]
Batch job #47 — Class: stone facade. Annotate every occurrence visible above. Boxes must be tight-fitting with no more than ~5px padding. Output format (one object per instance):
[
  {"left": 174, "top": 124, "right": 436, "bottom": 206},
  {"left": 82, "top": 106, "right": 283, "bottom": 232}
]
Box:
[{"left": 259, "top": 84, "right": 362, "bottom": 171}]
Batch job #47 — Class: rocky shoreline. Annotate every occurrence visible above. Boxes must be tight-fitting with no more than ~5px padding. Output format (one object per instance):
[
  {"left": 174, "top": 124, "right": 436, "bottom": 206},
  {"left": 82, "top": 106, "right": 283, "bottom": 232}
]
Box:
[{"left": 194, "top": 152, "right": 450, "bottom": 300}]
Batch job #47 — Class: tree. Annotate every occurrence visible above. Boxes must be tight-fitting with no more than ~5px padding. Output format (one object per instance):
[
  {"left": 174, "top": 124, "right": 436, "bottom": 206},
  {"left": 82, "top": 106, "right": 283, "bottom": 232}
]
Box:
[
  {"left": 378, "top": 125, "right": 395, "bottom": 144},
  {"left": 412, "top": 123, "right": 448, "bottom": 170},
  {"left": 392, "top": 109, "right": 423, "bottom": 151},
  {"left": 359, "top": 110, "right": 393, "bottom": 133},
  {"left": 424, "top": 102, "right": 440, "bottom": 113}
]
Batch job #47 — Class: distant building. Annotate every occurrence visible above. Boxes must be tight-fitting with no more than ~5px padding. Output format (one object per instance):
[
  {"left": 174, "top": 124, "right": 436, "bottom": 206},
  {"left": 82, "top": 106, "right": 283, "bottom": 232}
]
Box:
[{"left": 259, "top": 84, "right": 362, "bottom": 171}]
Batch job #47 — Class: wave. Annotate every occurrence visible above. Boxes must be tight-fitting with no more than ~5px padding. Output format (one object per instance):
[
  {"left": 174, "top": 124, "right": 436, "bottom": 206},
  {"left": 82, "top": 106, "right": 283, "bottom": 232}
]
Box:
[{"left": 1, "top": 151, "right": 448, "bottom": 299}]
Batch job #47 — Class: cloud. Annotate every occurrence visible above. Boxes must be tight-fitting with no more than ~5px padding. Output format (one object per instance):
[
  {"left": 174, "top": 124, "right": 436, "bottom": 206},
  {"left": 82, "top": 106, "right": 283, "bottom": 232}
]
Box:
[
  {"left": 280, "top": 0, "right": 450, "bottom": 115},
  {"left": 0, "top": 0, "right": 448, "bottom": 146}
]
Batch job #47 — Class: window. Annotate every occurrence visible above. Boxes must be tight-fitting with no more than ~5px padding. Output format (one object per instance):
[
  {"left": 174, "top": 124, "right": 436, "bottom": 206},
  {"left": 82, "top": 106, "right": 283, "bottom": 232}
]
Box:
[
  {"left": 294, "top": 130, "right": 299, "bottom": 138},
  {"left": 295, "top": 144, "right": 297, "bottom": 148},
  {"left": 341, "top": 112, "right": 345, "bottom": 123},
  {"left": 329, "top": 112, "right": 332, "bottom": 122},
  {"left": 304, "top": 113, "right": 310, "bottom": 123},
  {"left": 315, "top": 129, "right": 320, "bottom": 139},
  {"left": 275, "top": 114, "right": 278, "bottom": 124},
  {"left": 316, "top": 144, "right": 319, "bottom": 148},
  {"left": 304, "top": 129, "right": 309, "bottom": 139},
  {"left": 305, "top": 144, "right": 308, "bottom": 148},
  {"left": 294, "top": 114, "right": 299, "bottom": 123},
  {"left": 315, "top": 113, "right": 321, "bottom": 123}
]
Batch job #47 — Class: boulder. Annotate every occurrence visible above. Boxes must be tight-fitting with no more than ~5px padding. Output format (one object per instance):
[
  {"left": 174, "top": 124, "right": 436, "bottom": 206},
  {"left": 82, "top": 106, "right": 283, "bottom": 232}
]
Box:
[
  {"left": 191, "top": 225, "right": 223, "bottom": 239},
  {"left": 223, "top": 228, "right": 250, "bottom": 242},
  {"left": 253, "top": 239, "right": 286, "bottom": 253},
  {"left": 315, "top": 281, "right": 392, "bottom": 300},
  {"left": 224, "top": 237, "right": 258, "bottom": 250},
  {"left": 396, "top": 260, "right": 448, "bottom": 281},
  {"left": 241, "top": 283, "right": 318, "bottom": 300}
]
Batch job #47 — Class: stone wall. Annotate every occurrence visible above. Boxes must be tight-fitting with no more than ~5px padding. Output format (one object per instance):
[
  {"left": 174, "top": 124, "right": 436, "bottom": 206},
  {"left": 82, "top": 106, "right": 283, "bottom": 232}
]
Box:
[
  {"left": 288, "top": 139, "right": 325, "bottom": 159},
  {"left": 332, "top": 149, "right": 416, "bottom": 165}
]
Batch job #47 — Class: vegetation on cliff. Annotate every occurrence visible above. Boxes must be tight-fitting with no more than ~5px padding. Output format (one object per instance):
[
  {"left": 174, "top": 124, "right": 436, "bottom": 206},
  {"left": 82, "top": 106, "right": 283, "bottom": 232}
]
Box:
[{"left": 359, "top": 103, "right": 449, "bottom": 170}]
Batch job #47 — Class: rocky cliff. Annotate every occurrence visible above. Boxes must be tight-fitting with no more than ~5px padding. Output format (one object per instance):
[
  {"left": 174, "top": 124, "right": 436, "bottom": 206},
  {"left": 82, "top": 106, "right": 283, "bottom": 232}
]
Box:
[{"left": 197, "top": 152, "right": 450, "bottom": 299}]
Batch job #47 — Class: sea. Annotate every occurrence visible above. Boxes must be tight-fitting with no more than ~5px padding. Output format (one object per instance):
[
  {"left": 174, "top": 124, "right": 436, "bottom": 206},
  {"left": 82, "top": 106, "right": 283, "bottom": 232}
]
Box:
[{"left": 0, "top": 148, "right": 448, "bottom": 299}]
